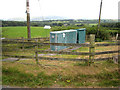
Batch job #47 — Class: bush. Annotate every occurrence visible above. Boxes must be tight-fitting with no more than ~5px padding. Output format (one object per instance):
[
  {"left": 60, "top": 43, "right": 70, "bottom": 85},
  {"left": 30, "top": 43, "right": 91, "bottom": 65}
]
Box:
[
  {"left": 51, "top": 25, "right": 83, "bottom": 31},
  {"left": 96, "top": 29, "right": 110, "bottom": 41},
  {"left": 86, "top": 26, "right": 111, "bottom": 41}
]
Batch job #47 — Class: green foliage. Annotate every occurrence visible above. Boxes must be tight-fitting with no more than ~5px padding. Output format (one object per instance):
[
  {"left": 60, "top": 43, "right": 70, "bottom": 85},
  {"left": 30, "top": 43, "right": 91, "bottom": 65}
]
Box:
[
  {"left": 2, "top": 21, "right": 27, "bottom": 27},
  {"left": 101, "top": 22, "right": 120, "bottom": 28},
  {"left": 96, "top": 29, "right": 111, "bottom": 41},
  {"left": 51, "top": 25, "right": 82, "bottom": 31},
  {"left": 107, "top": 30, "right": 118, "bottom": 37},
  {"left": 86, "top": 26, "right": 111, "bottom": 41},
  {"left": 100, "top": 22, "right": 119, "bottom": 37}
]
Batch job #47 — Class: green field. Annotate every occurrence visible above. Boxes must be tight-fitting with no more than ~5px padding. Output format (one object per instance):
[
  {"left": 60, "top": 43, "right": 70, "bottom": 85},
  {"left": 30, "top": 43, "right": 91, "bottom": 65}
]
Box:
[{"left": 2, "top": 27, "right": 51, "bottom": 38}]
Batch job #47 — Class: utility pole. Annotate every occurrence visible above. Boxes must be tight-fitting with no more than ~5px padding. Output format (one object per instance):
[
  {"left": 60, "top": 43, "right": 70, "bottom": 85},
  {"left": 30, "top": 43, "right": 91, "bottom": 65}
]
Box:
[
  {"left": 98, "top": 0, "right": 103, "bottom": 31},
  {"left": 26, "top": 0, "right": 31, "bottom": 40}
]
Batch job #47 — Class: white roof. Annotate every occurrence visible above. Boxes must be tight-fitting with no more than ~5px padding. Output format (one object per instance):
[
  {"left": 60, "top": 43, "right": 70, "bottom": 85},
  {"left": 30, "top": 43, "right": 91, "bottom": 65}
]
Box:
[
  {"left": 50, "top": 30, "right": 77, "bottom": 34},
  {"left": 64, "top": 30, "right": 77, "bottom": 32},
  {"left": 50, "top": 31, "right": 62, "bottom": 34}
]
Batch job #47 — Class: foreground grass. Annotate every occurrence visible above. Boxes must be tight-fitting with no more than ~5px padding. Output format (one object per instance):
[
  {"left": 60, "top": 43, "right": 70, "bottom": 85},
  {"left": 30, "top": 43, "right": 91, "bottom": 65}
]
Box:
[
  {"left": 2, "top": 41, "right": 119, "bottom": 87},
  {"left": 2, "top": 26, "right": 51, "bottom": 38},
  {"left": 2, "top": 60, "right": 119, "bottom": 88}
]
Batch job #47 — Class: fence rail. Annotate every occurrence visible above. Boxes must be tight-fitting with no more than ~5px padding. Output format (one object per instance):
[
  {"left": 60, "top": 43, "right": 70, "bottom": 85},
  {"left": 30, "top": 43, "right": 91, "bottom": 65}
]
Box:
[
  {"left": 36, "top": 50, "right": 119, "bottom": 56},
  {"left": 3, "top": 55, "right": 34, "bottom": 59},
  {"left": 2, "top": 37, "right": 49, "bottom": 41},
  {"left": 95, "top": 50, "right": 119, "bottom": 55},
  {"left": 2, "top": 40, "right": 120, "bottom": 47},
  {"left": 2, "top": 54, "right": 114, "bottom": 62},
  {"left": 36, "top": 50, "right": 90, "bottom": 55},
  {"left": 96, "top": 43, "right": 120, "bottom": 46},
  {"left": 2, "top": 34, "right": 120, "bottom": 65}
]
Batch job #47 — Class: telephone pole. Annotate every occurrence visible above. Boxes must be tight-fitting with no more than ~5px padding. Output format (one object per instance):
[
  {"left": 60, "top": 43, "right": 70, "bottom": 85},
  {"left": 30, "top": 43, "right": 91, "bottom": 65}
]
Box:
[
  {"left": 26, "top": 0, "right": 31, "bottom": 40},
  {"left": 98, "top": 0, "right": 103, "bottom": 31}
]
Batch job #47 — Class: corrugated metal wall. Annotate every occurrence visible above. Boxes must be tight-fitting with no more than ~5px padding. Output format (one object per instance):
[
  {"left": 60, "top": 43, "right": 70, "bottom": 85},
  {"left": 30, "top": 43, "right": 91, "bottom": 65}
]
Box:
[
  {"left": 50, "top": 30, "right": 77, "bottom": 51},
  {"left": 74, "top": 28, "right": 86, "bottom": 44},
  {"left": 50, "top": 28, "right": 86, "bottom": 51}
]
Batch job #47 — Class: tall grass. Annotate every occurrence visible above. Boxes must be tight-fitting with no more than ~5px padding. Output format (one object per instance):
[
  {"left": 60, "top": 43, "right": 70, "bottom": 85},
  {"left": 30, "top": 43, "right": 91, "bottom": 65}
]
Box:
[
  {"left": 2, "top": 67, "right": 55, "bottom": 87},
  {"left": 2, "top": 65, "right": 120, "bottom": 87}
]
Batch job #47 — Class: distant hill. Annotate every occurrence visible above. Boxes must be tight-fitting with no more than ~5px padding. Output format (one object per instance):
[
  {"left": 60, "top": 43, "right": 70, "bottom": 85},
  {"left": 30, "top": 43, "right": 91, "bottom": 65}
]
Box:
[
  {"left": 2, "top": 16, "right": 68, "bottom": 21},
  {"left": 31, "top": 16, "right": 68, "bottom": 21},
  {"left": 7, "top": 18, "right": 26, "bottom": 21}
]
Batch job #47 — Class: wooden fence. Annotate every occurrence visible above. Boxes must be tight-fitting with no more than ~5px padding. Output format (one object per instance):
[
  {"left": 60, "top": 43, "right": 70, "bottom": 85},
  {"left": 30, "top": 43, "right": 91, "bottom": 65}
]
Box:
[
  {"left": 2, "top": 35, "right": 120, "bottom": 66},
  {"left": 2, "top": 37, "right": 49, "bottom": 41}
]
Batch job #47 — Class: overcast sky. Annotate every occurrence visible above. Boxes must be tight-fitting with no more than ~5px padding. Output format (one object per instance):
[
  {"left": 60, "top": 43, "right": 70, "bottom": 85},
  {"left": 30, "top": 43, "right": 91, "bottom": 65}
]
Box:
[{"left": 0, "top": 0, "right": 119, "bottom": 20}]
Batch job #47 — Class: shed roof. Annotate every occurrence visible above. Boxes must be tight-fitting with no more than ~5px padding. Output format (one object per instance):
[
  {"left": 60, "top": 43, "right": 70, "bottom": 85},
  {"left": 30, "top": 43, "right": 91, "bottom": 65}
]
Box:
[{"left": 50, "top": 30, "right": 77, "bottom": 34}]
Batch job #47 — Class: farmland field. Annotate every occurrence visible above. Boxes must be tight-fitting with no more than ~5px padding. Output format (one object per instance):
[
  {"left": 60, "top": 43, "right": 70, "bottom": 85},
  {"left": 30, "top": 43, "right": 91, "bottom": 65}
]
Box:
[
  {"left": 2, "top": 26, "right": 120, "bottom": 88},
  {"left": 2, "top": 26, "right": 51, "bottom": 38}
]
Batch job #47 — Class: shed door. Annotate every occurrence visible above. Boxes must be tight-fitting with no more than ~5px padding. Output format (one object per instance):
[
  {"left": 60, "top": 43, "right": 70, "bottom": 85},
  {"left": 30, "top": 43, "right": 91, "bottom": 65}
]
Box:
[{"left": 79, "top": 30, "right": 85, "bottom": 43}]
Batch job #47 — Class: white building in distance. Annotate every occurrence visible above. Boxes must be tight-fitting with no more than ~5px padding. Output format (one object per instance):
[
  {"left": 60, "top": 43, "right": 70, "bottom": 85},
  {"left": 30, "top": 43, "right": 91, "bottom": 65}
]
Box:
[{"left": 44, "top": 25, "right": 51, "bottom": 29}]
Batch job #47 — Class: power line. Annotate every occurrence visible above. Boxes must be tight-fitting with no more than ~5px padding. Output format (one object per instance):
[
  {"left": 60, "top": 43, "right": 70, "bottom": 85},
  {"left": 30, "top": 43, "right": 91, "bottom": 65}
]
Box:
[{"left": 38, "top": 0, "right": 44, "bottom": 21}]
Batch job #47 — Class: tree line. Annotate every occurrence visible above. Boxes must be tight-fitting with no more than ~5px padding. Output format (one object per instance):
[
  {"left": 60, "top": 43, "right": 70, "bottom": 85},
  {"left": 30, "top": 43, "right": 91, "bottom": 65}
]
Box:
[{"left": 2, "top": 20, "right": 119, "bottom": 28}]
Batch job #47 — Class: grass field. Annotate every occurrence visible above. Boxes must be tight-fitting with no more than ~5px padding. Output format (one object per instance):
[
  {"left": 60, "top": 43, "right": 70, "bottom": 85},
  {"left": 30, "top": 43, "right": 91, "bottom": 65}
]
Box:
[
  {"left": 2, "top": 27, "right": 51, "bottom": 38},
  {"left": 2, "top": 60, "right": 119, "bottom": 88},
  {"left": 89, "top": 23, "right": 98, "bottom": 26}
]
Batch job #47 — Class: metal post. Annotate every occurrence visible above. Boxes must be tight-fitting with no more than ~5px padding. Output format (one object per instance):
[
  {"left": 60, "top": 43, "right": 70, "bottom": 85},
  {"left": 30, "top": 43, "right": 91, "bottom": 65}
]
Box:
[{"left": 26, "top": 0, "right": 31, "bottom": 40}]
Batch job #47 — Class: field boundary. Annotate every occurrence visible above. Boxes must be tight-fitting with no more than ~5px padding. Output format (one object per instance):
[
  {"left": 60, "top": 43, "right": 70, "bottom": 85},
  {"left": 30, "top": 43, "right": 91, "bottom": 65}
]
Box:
[
  {"left": 2, "top": 34, "right": 119, "bottom": 65},
  {"left": 2, "top": 54, "right": 115, "bottom": 62},
  {"left": 2, "top": 40, "right": 120, "bottom": 46}
]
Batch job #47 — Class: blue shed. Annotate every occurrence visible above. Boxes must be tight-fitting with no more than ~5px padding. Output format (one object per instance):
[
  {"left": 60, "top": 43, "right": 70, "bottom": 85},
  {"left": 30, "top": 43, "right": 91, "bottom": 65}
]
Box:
[
  {"left": 74, "top": 28, "right": 86, "bottom": 43},
  {"left": 50, "top": 30, "right": 77, "bottom": 51}
]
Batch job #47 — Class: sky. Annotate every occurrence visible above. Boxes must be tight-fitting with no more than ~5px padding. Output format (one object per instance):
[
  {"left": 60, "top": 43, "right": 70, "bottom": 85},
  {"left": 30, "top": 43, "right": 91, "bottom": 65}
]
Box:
[{"left": 0, "top": 0, "right": 120, "bottom": 20}]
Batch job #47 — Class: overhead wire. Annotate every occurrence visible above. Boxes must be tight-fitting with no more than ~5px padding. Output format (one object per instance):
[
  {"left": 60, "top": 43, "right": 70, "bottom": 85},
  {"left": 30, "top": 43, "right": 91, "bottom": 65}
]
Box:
[{"left": 37, "top": 0, "right": 44, "bottom": 21}]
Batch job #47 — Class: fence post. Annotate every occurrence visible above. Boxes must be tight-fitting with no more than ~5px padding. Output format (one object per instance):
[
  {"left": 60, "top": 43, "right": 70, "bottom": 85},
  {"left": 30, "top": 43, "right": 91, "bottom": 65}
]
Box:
[
  {"left": 35, "top": 39, "right": 38, "bottom": 50},
  {"left": 21, "top": 37, "right": 24, "bottom": 50},
  {"left": 35, "top": 51, "right": 39, "bottom": 64},
  {"left": 89, "top": 34, "right": 95, "bottom": 66},
  {"left": 37, "top": 39, "right": 38, "bottom": 49}
]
